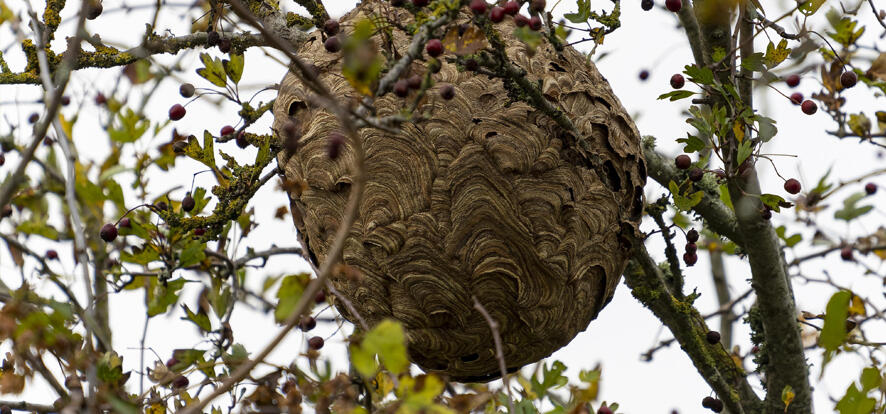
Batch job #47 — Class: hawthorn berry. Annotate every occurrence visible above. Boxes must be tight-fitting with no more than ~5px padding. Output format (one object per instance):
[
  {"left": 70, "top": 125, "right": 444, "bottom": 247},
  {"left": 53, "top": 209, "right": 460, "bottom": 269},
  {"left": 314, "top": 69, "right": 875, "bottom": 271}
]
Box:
[
  {"left": 394, "top": 79, "right": 410, "bottom": 97},
  {"left": 639, "top": 69, "right": 650, "bottom": 81},
  {"left": 641, "top": 0, "right": 654, "bottom": 10},
  {"left": 182, "top": 193, "right": 195, "bottom": 212},
  {"left": 529, "top": 15, "right": 542, "bottom": 30},
  {"left": 47, "top": 249, "right": 58, "bottom": 260},
  {"left": 95, "top": 93, "right": 107, "bottom": 105},
  {"left": 865, "top": 182, "right": 877, "bottom": 195},
  {"left": 207, "top": 31, "right": 220, "bottom": 46},
  {"left": 327, "top": 133, "right": 345, "bottom": 160},
  {"left": 665, "top": 0, "right": 681, "bottom": 12},
  {"left": 426, "top": 39, "right": 443, "bottom": 57},
  {"left": 701, "top": 396, "right": 723, "bottom": 413},
  {"left": 801, "top": 100, "right": 817, "bottom": 115},
  {"left": 514, "top": 14, "right": 529, "bottom": 27},
  {"left": 44, "top": 137, "right": 54, "bottom": 146},
  {"left": 168, "top": 104, "right": 186, "bottom": 121},
  {"left": 407, "top": 74, "right": 422, "bottom": 90},
  {"left": 324, "top": 36, "right": 341, "bottom": 53},
  {"left": 412, "top": 0, "right": 429, "bottom": 7},
  {"left": 789, "top": 92, "right": 803, "bottom": 105},
  {"left": 503, "top": 0, "right": 520, "bottom": 15},
  {"left": 220, "top": 125, "right": 235, "bottom": 136},
  {"left": 686, "top": 229, "right": 699, "bottom": 243},
  {"left": 86, "top": 0, "right": 102, "bottom": 19},
  {"left": 119, "top": 217, "right": 131, "bottom": 228},
  {"left": 470, "top": 0, "right": 487, "bottom": 15},
  {"left": 100, "top": 223, "right": 118, "bottom": 242},
  {"left": 166, "top": 357, "right": 179, "bottom": 368},
  {"left": 308, "top": 336, "right": 324, "bottom": 350},
  {"left": 689, "top": 167, "right": 704, "bottom": 182},
  {"left": 0, "top": 154, "right": 4, "bottom": 166},
  {"left": 785, "top": 74, "right": 800, "bottom": 87},
  {"left": 840, "top": 246, "right": 853, "bottom": 261},
  {"left": 597, "top": 406, "right": 613, "bottom": 414},
  {"left": 705, "top": 330, "right": 721, "bottom": 344},
  {"left": 490, "top": 6, "right": 505, "bottom": 22},
  {"left": 28, "top": 113, "right": 39, "bottom": 124},
  {"left": 194, "top": 227, "right": 206, "bottom": 236},
  {"left": 323, "top": 19, "right": 340, "bottom": 36},
  {"left": 440, "top": 84, "right": 456, "bottom": 100},
  {"left": 299, "top": 316, "right": 317, "bottom": 331},
  {"left": 675, "top": 154, "right": 692, "bottom": 169},
  {"left": 172, "top": 375, "right": 189, "bottom": 389},
  {"left": 670, "top": 73, "right": 685, "bottom": 89},
  {"left": 179, "top": 83, "right": 195, "bottom": 98},
  {"left": 683, "top": 252, "right": 698, "bottom": 266},
  {"left": 685, "top": 242, "right": 697, "bottom": 254},
  {"left": 0, "top": 205, "right": 12, "bottom": 218},
  {"left": 60, "top": 96, "right": 71, "bottom": 106},
  {"left": 784, "top": 178, "right": 801, "bottom": 194},
  {"left": 315, "top": 290, "right": 327, "bottom": 303},
  {"left": 530, "top": 0, "right": 546, "bottom": 13},
  {"left": 218, "top": 38, "right": 232, "bottom": 54},
  {"left": 236, "top": 132, "right": 249, "bottom": 148},
  {"left": 840, "top": 71, "right": 857, "bottom": 88}
]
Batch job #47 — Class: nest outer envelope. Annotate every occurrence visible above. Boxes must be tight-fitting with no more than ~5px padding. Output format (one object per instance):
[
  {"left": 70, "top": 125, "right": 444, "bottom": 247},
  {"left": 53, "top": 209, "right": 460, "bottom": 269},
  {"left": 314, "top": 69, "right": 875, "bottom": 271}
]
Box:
[{"left": 273, "top": 0, "right": 647, "bottom": 382}]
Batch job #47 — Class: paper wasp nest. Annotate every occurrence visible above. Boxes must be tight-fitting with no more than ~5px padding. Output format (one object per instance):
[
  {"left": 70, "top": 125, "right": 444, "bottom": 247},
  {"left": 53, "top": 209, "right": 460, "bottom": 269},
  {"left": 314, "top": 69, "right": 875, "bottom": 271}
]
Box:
[{"left": 273, "top": 0, "right": 646, "bottom": 382}]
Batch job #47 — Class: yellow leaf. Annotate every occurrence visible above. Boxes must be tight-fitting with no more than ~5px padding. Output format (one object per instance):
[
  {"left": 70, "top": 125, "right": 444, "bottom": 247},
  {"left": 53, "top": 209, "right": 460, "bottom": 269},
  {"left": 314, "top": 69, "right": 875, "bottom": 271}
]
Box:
[
  {"left": 733, "top": 121, "right": 745, "bottom": 143},
  {"left": 59, "top": 113, "right": 74, "bottom": 139},
  {"left": 781, "top": 385, "right": 795, "bottom": 412},
  {"left": 146, "top": 402, "right": 166, "bottom": 414},
  {"left": 517, "top": 375, "right": 538, "bottom": 400},
  {"left": 376, "top": 371, "right": 394, "bottom": 396},
  {"left": 848, "top": 294, "right": 866, "bottom": 317},
  {"left": 442, "top": 25, "right": 488, "bottom": 56}
]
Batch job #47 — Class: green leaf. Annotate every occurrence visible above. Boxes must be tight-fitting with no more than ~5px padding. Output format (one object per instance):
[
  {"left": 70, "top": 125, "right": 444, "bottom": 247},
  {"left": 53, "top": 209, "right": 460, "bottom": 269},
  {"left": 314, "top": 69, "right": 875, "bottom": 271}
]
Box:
[
  {"left": 798, "top": 0, "right": 826, "bottom": 15},
  {"left": 848, "top": 113, "right": 871, "bottom": 137},
  {"left": 147, "top": 278, "right": 186, "bottom": 317},
  {"left": 827, "top": 17, "right": 865, "bottom": 47},
  {"left": 121, "top": 244, "right": 159, "bottom": 265},
  {"left": 676, "top": 134, "right": 706, "bottom": 153},
  {"left": 859, "top": 367, "right": 881, "bottom": 392},
  {"left": 712, "top": 47, "right": 727, "bottom": 63},
  {"left": 108, "top": 108, "right": 150, "bottom": 143},
  {"left": 736, "top": 139, "right": 753, "bottom": 165},
  {"left": 274, "top": 273, "right": 309, "bottom": 322},
  {"left": 755, "top": 115, "right": 778, "bottom": 142},
  {"left": 764, "top": 39, "right": 791, "bottom": 68},
  {"left": 196, "top": 53, "right": 227, "bottom": 87},
  {"left": 669, "top": 180, "right": 703, "bottom": 211},
  {"left": 834, "top": 192, "right": 873, "bottom": 221},
  {"left": 684, "top": 64, "right": 714, "bottom": 85},
  {"left": 170, "top": 349, "right": 206, "bottom": 371},
  {"left": 181, "top": 304, "right": 212, "bottom": 332},
  {"left": 740, "top": 52, "right": 765, "bottom": 72},
  {"left": 351, "top": 319, "right": 409, "bottom": 377},
  {"left": 819, "top": 291, "right": 850, "bottom": 352},
  {"left": 16, "top": 219, "right": 59, "bottom": 240},
  {"left": 835, "top": 383, "right": 876, "bottom": 414},
  {"left": 564, "top": 0, "right": 591, "bottom": 23},
  {"left": 657, "top": 90, "right": 695, "bottom": 101},
  {"left": 761, "top": 194, "right": 787, "bottom": 212},
  {"left": 222, "top": 53, "right": 244, "bottom": 84},
  {"left": 97, "top": 351, "right": 124, "bottom": 383},
  {"left": 179, "top": 240, "right": 206, "bottom": 268}
]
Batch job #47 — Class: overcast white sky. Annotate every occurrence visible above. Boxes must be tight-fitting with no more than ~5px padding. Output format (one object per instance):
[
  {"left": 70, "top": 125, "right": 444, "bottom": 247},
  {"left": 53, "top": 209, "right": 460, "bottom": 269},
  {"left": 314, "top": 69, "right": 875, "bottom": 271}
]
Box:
[{"left": 1, "top": 0, "right": 885, "bottom": 412}]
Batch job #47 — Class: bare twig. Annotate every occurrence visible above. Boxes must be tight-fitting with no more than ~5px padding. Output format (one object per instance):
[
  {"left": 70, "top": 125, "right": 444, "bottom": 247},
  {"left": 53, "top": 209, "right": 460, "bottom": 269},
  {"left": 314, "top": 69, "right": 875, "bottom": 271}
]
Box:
[{"left": 472, "top": 296, "right": 515, "bottom": 414}]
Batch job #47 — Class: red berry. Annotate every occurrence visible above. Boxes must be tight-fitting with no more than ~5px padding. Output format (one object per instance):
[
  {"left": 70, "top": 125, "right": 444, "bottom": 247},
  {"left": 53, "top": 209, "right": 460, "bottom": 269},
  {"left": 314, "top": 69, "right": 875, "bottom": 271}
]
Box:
[
  {"left": 60, "top": 96, "right": 71, "bottom": 106},
  {"left": 299, "top": 316, "right": 317, "bottom": 331},
  {"left": 179, "top": 83, "right": 195, "bottom": 98},
  {"left": 324, "top": 36, "right": 341, "bottom": 53},
  {"left": 683, "top": 252, "right": 698, "bottom": 266},
  {"left": 28, "top": 113, "right": 39, "bottom": 124},
  {"left": 784, "top": 178, "right": 801, "bottom": 194},
  {"left": 166, "top": 357, "right": 179, "bottom": 368},
  {"left": 327, "top": 133, "right": 345, "bottom": 160},
  {"left": 172, "top": 375, "right": 189, "bottom": 389},
  {"left": 100, "top": 223, "right": 118, "bottom": 242},
  {"left": 426, "top": 39, "right": 443, "bottom": 57},
  {"left": 207, "top": 31, "right": 220, "bottom": 46},
  {"left": 46, "top": 249, "right": 58, "bottom": 260},
  {"left": 675, "top": 154, "right": 691, "bottom": 170},
  {"left": 641, "top": 0, "right": 653, "bottom": 10},
  {"left": 685, "top": 242, "right": 697, "bottom": 254},
  {"left": 789, "top": 92, "right": 803, "bottom": 105},
  {"left": 686, "top": 229, "right": 699, "bottom": 243},
  {"left": 182, "top": 194, "right": 195, "bottom": 212},
  {"left": 503, "top": 0, "right": 520, "bottom": 15},
  {"left": 219, "top": 38, "right": 232, "bottom": 53},
  {"left": 528, "top": 15, "right": 542, "bottom": 30},
  {"left": 95, "top": 93, "right": 107, "bottom": 105},
  {"left": 865, "top": 182, "right": 877, "bottom": 195},
  {"left": 665, "top": 0, "right": 681, "bottom": 12},
  {"left": 689, "top": 168, "right": 704, "bottom": 182},
  {"left": 530, "top": 0, "right": 546, "bottom": 12},
  {"left": 514, "top": 14, "right": 529, "bottom": 27},
  {"left": 308, "top": 336, "right": 324, "bottom": 350},
  {"left": 840, "top": 246, "right": 853, "bottom": 261},
  {"left": 119, "top": 217, "right": 131, "bottom": 228},
  {"left": 470, "top": 0, "right": 487, "bottom": 15},
  {"left": 840, "top": 71, "right": 857, "bottom": 88},
  {"left": 86, "top": 0, "right": 102, "bottom": 19},
  {"left": 323, "top": 19, "right": 340, "bottom": 36},
  {"left": 394, "top": 79, "right": 410, "bottom": 97},
  {"left": 315, "top": 290, "right": 327, "bottom": 303},
  {"left": 801, "top": 100, "right": 817, "bottom": 115},
  {"left": 670, "top": 73, "right": 685, "bottom": 89},
  {"left": 785, "top": 74, "right": 800, "bottom": 87},
  {"left": 168, "top": 104, "right": 186, "bottom": 121},
  {"left": 597, "top": 406, "right": 613, "bottom": 414},
  {"left": 705, "top": 330, "right": 721, "bottom": 344},
  {"left": 407, "top": 75, "right": 422, "bottom": 90},
  {"left": 0, "top": 154, "right": 4, "bottom": 166},
  {"left": 220, "top": 125, "right": 235, "bottom": 136},
  {"left": 194, "top": 227, "right": 206, "bottom": 236},
  {"left": 639, "top": 69, "right": 650, "bottom": 81},
  {"left": 236, "top": 132, "right": 249, "bottom": 148},
  {"left": 440, "top": 84, "right": 455, "bottom": 100},
  {"left": 490, "top": 6, "right": 505, "bottom": 22}
]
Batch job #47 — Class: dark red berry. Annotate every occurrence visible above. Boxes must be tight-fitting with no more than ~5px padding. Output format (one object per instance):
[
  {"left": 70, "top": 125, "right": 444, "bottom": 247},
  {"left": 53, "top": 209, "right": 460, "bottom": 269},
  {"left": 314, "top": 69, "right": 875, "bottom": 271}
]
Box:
[
  {"left": 530, "top": 0, "right": 546, "bottom": 13},
  {"left": 86, "top": 0, "right": 102, "bottom": 19},
  {"left": 299, "top": 316, "right": 317, "bottom": 331},
  {"left": 172, "top": 375, "right": 189, "bottom": 389},
  {"left": 100, "top": 223, "right": 118, "bottom": 242},
  {"left": 324, "top": 36, "right": 341, "bottom": 53},
  {"left": 670, "top": 73, "right": 685, "bottom": 89},
  {"left": 182, "top": 194, "right": 195, "bottom": 212},
  {"left": 440, "top": 84, "right": 455, "bottom": 100},
  {"left": 689, "top": 168, "right": 704, "bottom": 182},
  {"left": 0, "top": 154, "right": 4, "bottom": 166},
  {"left": 490, "top": 6, "right": 505, "bottom": 22},
  {"left": 179, "top": 83, "right": 195, "bottom": 98},
  {"left": 426, "top": 39, "right": 443, "bottom": 57},
  {"left": 220, "top": 125, "right": 235, "bottom": 136},
  {"left": 46, "top": 249, "right": 58, "bottom": 260},
  {"left": 514, "top": 14, "right": 529, "bottom": 27},
  {"left": 194, "top": 227, "right": 206, "bottom": 236},
  {"left": 119, "top": 217, "right": 131, "bottom": 228},
  {"left": 641, "top": 0, "right": 653, "bottom": 10},
  {"left": 789, "top": 92, "right": 803, "bottom": 105},
  {"left": 597, "top": 406, "right": 613, "bottom": 414},
  {"left": 702, "top": 396, "right": 715, "bottom": 408},
  {"left": 218, "top": 38, "right": 232, "bottom": 54},
  {"left": 683, "top": 252, "right": 698, "bottom": 266},
  {"left": 686, "top": 229, "right": 699, "bottom": 243},
  {"left": 675, "top": 154, "right": 691, "bottom": 170},
  {"left": 95, "top": 93, "right": 107, "bottom": 105},
  {"left": 168, "top": 104, "right": 186, "bottom": 121},
  {"left": 207, "top": 31, "right": 220, "bottom": 46},
  {"left": 308, "top": 336, "right": 324, "bottom": 350},
  {"left": 703, "top": 397, "right": 723, "bottom": 413},
  {"left": 236, "top": 132, "right": 249, "bottom": 148},
  {"left": 801, "top": 100, "right": 817, "bottom": 115},
  {"left": 470, "top": 0, "right": 487, "bottom": 14},
  {"left": 324, "top": 19, "right": 340, "bottom": 36},
  {"left": 639, "top": 69, "right": 650, "bottom": 81},
  {"left": 503, "top": 0, "right": 520, "bottom": 15},
  {"left": 706, "top": 330, "right": 721, "bottom": 344},
  {"left": 784, "top": 178, "right": 801, "bottom": 194},
  {"left": 327, "top": 133, "right": 345, "bottom": 160},
  {"left": 528, "top": 15, "right": 542, "bottom": 30},
  {"left": 665, "top": 0, "right": 681, "bottom": 12},
  {"left": 785, "top": 74, "right": 800, "bottom": 87},
  {"left": 840, "top": 246, "right": 853, "bottom": 261},
  {"left": 28, "top": 113, "right": 39, "bottom": 124},
  {"left": 865, "top": 182, "right": 877, "bottom": 195},
  {"left": 166, "top": 357, "right": 179, "bottom": 368},
  {"left": 407, "top": 75, "right": 422, "bottom": 90},
  {"left": 0, "top": 205, "right": 12, "bottom": 218},
  {"left": 840, "top": 71, "right": 857, "bottom": 88},
  {"left": 315, "top": 290, "right": 327, "bottom": 303},
  {"left": 685, "top": 242, "right": 697, "bottom": 254},
  {"left": 60, "top": 96, "right": 71, "bottom": 106},
  {"left": 44, "top": 137, "right": 54, "bottom": 146},
  {"left": 412, "top": 0, "right": 429, "bottom": 7},
  {"left": 394, "top": 79, "right": 410, "bottom": 97}
]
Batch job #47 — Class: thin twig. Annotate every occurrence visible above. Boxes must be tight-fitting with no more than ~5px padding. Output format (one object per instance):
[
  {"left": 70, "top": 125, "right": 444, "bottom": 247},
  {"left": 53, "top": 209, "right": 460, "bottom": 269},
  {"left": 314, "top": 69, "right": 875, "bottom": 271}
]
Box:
[{"left": 472, "top": 296, "right": 515, "bottom": 414}]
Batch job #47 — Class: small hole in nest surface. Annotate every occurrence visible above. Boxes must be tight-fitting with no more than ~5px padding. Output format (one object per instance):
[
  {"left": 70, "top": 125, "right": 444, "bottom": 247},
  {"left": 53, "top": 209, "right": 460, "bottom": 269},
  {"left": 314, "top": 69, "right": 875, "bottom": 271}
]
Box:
[
  {"left": 288, "top": 101, "right": 307, "bottom": 116},
  {"left": 485, "top": 131, "right": 498, "bottom": 138},
  {"left": 460, "top": 353, "right": 480, "bottom": 363}
]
